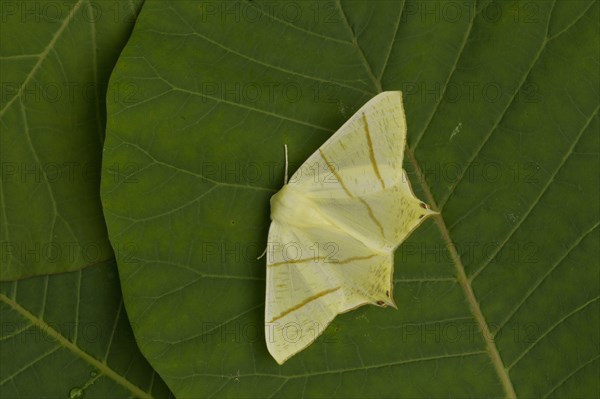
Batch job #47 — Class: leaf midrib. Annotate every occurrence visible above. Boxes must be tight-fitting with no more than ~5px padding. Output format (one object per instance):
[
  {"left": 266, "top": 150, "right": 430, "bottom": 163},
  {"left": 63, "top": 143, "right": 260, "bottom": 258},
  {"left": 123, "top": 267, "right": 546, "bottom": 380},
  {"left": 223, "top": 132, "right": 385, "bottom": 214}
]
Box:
[
  {"left": 405, "top": 149, "right": 517, "bottom": 398},
  {"left": 0, "top": 0, "right": 84, "bottom": 118},
  {"left": 0, "top": 293, "right": 152, "bottom": 398},
  {"left": 333, "top": 1, "right": 519, "bottom": 396}
]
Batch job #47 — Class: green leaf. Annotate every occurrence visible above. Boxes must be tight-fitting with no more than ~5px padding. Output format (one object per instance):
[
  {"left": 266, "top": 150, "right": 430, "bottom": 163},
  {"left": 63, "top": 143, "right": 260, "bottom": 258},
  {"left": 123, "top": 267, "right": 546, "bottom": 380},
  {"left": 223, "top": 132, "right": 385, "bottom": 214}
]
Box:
[
  {"left": 0, "top": 261, "right": 172, "bottom": 398},
  {"left": 1, "top": 1, "right": 172, "bottom": 396},
  {"left": 102, "top": 0, "right": 599, "bottom": 397},
  {"left": 0, "top": 0, "right": 141, "bottom": 279}
]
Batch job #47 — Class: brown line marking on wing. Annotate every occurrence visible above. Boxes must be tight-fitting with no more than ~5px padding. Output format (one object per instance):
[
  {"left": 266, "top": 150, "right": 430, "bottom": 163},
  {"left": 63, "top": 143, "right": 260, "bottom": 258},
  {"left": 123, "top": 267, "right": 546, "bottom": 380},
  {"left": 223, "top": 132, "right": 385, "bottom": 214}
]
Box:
[
  {"left": 319, "top": 148, "right": 386, "bottom": 238},
  {"left": 362, "top": 113, "right": 386, "bottom": 189},
  {"left": 269, "top": 253, "right": 378, "bottom": 268},
  {"left": 319, "top": 149, "right": 353, "bottom": 198},
  {"left": 358, "top": 197, "right": 385, "bottom": 237},
  {"left": 268, "top": 286, "right": 341, "bottom": 323}
]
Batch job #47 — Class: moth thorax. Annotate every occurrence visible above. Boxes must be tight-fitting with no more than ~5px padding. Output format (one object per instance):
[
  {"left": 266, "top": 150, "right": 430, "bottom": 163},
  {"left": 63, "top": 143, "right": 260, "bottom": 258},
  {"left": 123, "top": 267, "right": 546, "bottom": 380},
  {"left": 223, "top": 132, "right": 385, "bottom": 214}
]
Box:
[{"left": 269, "top": 185, "right": 317, "bottom": 225}]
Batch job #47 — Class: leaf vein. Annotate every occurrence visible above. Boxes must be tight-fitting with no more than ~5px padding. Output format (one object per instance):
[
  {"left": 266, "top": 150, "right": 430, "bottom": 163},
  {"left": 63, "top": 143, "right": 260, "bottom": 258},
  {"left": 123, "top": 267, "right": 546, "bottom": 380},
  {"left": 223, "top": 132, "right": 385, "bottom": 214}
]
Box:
[
  {"left": 377, "top": 0, "right": 406, "bottom": 82},
  {"left": 470, "top": 104, "right": 599, "bottom": 281},
  {"left": 508, "top": 296, "right": 599, "bottom": 370},
  {"left": 546, "top": 0, "right": 596, "bottom": 42},
  {"left": 0, "top": 293, "right": 152, "bottom": 398},
  {"left": 163, "top": 5, "right": 370, "bottom": 95},
  {"left": 437, "top": 0, "right": 560, "bottom": 209},
  {"left": 409, "top": 1, "right": 480, "bottom": 150},
  {"left": 493, "top": 222, "right": 599, "bottom": 336},
  {"left": 334, "top": 0, "right": 382, "bottom": 92},
  {"left": 241, "top": 0, "right": 353, "bottom": 45},
  {"left": 543, "top": 354, "right": 599, "bottom": 398},
  {"left": 405, "top": 148, "right": 517, "bottom": 398},
  {"left": 0, "top": 0, "right": 85, "bottom": 117}
]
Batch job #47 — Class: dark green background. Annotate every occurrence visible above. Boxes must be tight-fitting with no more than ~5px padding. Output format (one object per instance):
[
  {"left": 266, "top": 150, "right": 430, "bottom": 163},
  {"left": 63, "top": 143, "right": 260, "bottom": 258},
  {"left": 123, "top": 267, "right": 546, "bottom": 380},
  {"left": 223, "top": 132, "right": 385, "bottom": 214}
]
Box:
[{"left": 2, "top": 0, "right": 598, "bottom": 398}]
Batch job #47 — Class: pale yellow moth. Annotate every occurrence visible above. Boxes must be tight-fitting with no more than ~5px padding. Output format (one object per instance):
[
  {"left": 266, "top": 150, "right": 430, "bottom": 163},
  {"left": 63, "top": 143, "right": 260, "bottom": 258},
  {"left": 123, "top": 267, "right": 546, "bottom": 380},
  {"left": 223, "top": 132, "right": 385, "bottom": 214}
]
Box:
[{"left": 264, "top": 91, "right": 435, "bottom": 364}]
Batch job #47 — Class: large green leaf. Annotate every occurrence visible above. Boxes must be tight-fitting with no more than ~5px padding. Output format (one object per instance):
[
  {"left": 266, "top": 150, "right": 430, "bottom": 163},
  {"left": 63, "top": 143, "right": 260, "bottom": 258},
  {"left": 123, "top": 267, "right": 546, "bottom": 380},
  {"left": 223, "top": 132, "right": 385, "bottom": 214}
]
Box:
[
  {"left": 102, "top": 0, "right": 599, "bottom": 397},
  {"left": 1, "top": 1, "right": 173, "bottom": 396},
  {"left": 0, "top": 0, "right": 140, "bottom": 279},
  {"left": 0, "top": 261, "right": 172, "bottom": 398}
]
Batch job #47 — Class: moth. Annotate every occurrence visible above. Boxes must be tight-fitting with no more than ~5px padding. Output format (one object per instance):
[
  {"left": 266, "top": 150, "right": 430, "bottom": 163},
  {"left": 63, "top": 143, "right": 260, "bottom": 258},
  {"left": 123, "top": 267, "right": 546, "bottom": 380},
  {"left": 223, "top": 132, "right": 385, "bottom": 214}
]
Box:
[{"left": 264, "top": 91, "right": 435, "bottom": 364}]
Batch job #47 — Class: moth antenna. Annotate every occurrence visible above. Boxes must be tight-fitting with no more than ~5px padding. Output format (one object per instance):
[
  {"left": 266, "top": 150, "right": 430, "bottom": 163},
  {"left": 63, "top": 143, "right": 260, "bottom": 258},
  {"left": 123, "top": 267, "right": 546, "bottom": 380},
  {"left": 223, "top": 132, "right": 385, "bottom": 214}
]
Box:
[
  {"left": 257, "top": 246, "right": 267, "bottom": 260},
  {"left": 284, "top": 144, "right": 289, "bottom": 185}
]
